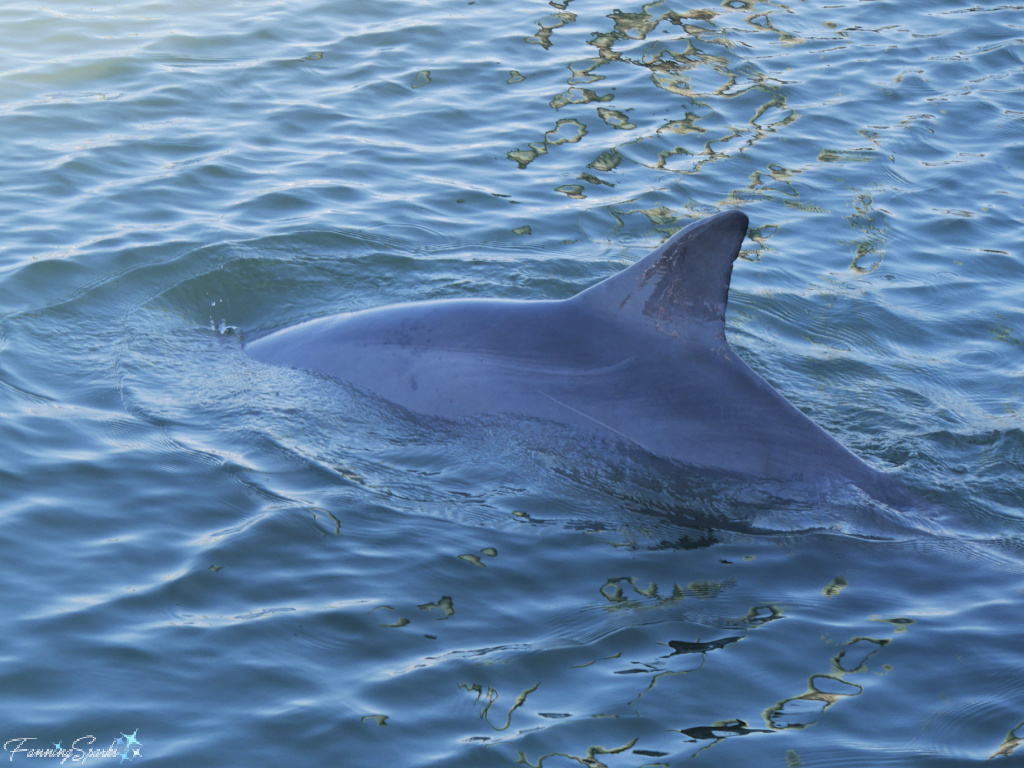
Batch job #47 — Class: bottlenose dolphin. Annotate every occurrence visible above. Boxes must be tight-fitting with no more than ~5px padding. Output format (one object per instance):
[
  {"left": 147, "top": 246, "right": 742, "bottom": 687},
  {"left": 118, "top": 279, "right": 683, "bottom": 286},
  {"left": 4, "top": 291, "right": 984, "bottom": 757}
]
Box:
[{"left": 246, "top": 211, "right": 907, "bottom": 504}]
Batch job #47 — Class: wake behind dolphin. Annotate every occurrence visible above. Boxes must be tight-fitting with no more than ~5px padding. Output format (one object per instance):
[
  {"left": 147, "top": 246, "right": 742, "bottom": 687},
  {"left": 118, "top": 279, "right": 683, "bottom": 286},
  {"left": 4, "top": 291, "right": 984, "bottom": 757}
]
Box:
[{"left": 246, "top": 211, "right": 909, "bottom": 505}]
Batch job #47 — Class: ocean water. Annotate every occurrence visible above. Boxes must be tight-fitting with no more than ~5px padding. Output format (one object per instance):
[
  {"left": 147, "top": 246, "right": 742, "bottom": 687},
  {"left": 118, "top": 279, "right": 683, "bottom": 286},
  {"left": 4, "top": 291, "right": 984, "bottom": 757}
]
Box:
[{"left": 1, "top": 0, "right": 1022, "bottom": 765}]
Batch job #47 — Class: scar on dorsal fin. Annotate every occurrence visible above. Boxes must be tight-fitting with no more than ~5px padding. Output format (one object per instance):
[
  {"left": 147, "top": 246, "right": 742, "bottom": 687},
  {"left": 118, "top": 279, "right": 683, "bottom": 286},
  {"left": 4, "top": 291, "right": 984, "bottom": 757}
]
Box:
[{"left": 573, "top": 210, "right": 749, "bottom": 340}]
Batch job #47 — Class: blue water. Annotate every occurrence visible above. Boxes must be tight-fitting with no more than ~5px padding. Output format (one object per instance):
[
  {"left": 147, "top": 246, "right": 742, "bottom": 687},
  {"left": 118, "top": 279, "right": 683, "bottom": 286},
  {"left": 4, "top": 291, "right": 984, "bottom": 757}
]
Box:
[{"left": 1, "top": 0, "right": 1022, "bottom": 765}]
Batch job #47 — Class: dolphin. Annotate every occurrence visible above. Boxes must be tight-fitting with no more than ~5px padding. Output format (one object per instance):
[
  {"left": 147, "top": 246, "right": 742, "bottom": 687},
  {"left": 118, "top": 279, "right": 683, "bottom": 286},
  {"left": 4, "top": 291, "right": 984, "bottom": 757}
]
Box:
[{"left": 246, "top": 211, "right": 908, "bottom": 504}]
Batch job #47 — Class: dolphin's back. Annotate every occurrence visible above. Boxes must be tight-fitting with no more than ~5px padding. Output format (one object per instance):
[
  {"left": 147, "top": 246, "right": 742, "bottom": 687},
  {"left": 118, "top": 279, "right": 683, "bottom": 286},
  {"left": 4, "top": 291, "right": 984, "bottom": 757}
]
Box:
[{"left": 246, "top": 211, "right": 907, "bottom": 502}]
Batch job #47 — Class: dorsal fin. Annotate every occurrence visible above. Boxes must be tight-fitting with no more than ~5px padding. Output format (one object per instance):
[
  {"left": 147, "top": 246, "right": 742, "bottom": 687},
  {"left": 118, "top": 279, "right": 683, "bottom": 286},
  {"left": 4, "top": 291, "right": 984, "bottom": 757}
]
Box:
[{"left": 573, "top": 210, "right": 748, "bottom": 341}]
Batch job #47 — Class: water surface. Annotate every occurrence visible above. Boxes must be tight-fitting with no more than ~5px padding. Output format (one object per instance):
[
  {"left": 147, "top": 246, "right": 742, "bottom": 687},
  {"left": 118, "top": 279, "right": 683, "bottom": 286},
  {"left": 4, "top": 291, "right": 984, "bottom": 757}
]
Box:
[{"left": 1, "top": 0, "right": 1022, "bottom": 765}]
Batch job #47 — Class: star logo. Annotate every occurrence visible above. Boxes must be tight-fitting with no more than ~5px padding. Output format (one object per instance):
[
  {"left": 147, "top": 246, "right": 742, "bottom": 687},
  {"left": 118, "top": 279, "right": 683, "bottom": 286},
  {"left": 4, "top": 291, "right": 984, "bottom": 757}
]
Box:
[{"left": 115, "top": 729, "right": 142, "bottom": 762}]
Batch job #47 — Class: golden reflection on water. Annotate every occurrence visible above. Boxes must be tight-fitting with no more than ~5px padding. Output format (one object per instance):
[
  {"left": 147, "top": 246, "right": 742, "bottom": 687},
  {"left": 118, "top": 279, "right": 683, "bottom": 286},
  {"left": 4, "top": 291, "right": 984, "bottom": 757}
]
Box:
[
  {"left": 503, "top": 0, "right": 925, "bottom": 272},
  {"left": 504, "top": 0, "right": 833, "bottom": 232}
]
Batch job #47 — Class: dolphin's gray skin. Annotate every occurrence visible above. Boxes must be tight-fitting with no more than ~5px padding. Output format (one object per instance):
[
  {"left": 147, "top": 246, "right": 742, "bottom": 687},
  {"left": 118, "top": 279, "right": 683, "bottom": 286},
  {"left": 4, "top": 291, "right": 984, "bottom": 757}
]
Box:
[{"left": 247, "top": 211, "right": 906, "bottom": 504}]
